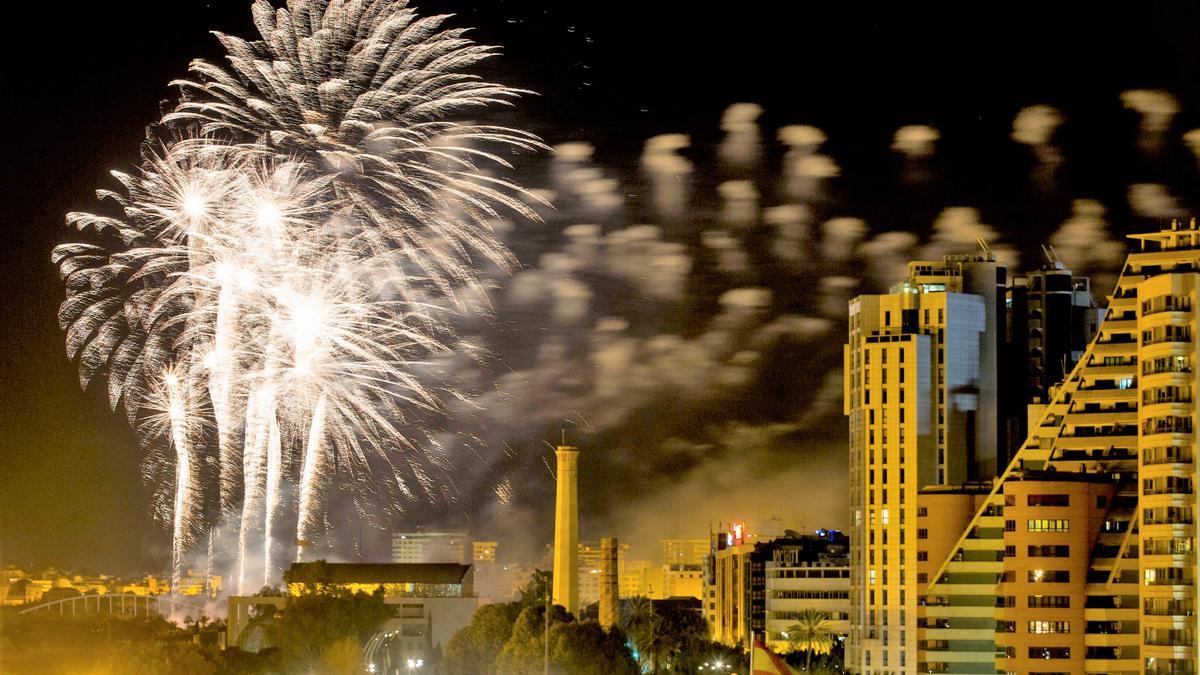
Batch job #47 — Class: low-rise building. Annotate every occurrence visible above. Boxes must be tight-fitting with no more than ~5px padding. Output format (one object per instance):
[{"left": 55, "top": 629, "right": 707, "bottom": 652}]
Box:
[
  {"left": 707, "top": 529, "right": 850, "bottom": 652},
  {"left": 227, "top": 562, "right": 477, "bottom": 666}
]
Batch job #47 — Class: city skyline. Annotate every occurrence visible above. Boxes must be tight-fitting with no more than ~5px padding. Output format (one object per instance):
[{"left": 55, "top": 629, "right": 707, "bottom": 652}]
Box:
[{"left": 5, "top": 0, "right": 1200, "bottom": 593}]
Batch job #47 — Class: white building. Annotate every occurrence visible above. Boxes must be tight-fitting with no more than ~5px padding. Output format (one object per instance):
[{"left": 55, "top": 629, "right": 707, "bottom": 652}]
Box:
[{"left": 392, "top": 532, "right": 470, "bottom": 564}]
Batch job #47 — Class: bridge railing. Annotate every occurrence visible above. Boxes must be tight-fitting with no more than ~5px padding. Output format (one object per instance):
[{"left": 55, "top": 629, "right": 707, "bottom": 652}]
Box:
[{"left": 17, "top": 593, "right": 207, "bottom": 618}]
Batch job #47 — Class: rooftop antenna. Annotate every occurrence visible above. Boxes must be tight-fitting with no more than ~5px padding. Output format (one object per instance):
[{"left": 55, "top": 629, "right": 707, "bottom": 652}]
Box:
[
  {"left": 975, "top": 236, "right": 994, "bottom": 261},
  {"left": 1042, "top": 243, "right": 1064, "bottom": 270}
]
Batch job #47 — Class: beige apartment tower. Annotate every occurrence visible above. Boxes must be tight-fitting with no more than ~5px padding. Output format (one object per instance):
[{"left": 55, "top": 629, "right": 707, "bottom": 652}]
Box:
[
  {"left": 552, "top": 445, "right": 579, "bottom": 617},
  {"left": 889, "top": 220, "right": 1200, "bottom": 675}
]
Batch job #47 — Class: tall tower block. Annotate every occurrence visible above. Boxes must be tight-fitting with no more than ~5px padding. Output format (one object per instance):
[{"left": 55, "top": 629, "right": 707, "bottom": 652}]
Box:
[{"left": 552, "top": 444, "right": 579, "bottom": 616}]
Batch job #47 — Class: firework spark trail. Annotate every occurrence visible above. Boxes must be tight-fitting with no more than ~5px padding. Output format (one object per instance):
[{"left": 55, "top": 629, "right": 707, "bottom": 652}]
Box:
[
  {"left": 163, "top": 370, "right": 192, "bottom": 594},
  {"left": 296, "top": 392, "right": 328, "bottom": 562},
  {"left": 53, "top": 0, "right": 544, "bottom": 591},
  {"left": 208, "top": 278, "right": 241, "bottom": 516},
  {"left": 263, "top": 414, "right": 282, "bottom": 588},
  {"left": 237, "top": 387, "right": 270, "bottom": 595}
]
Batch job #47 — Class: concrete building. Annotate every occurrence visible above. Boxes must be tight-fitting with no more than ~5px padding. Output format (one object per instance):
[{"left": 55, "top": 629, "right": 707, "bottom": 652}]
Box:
[
  {"left": 706, "top": 530, "right": 850, "bottom": 652},
  {"left": 552, "top": 444, "right": 580, "bottom": 616},
  {"left": 472, "top": 541, "right": 498, "bottom": 563},
  {"left": 661, "top": 564, "right": 703, "bottom": 600},
  {"left": 912, "top": 220, "right": 1200, "bottom": 674},
  {"left": 844, "top": 251, "right": 1101, "bottom": 674},
  {"left": 620, "top": 558, "right": 660, "bottom": 599},
  {"left": 227, "top": 562, "right": 476, "bottom": 665},
  {"left": 1, "top": 567, "right": 220, "bottom": 605},
  {"left": 391, "top": 532, "right": 470, "bottom": 564},
  {"left": 1003, "top": 261, "right": 1104, "bottom": 463},
  {"left": 661, "top": 539, "right": 710, "bottom": 566}
]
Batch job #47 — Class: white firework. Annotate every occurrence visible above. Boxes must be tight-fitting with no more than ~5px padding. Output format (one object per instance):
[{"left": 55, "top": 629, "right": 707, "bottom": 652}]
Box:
[{"left": 53, "top": 0, "right": 543, "bottom": 592}]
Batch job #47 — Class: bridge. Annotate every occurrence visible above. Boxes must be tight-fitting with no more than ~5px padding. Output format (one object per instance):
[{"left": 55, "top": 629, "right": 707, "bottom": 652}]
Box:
[{"left": 17, "top": 593, "right": 207, "bottom": 618}]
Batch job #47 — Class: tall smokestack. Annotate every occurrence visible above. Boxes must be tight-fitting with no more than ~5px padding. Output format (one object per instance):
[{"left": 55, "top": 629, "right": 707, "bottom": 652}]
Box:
[
  {"left": 552, "top": 444, "right": 579, "bottom": 617},
  {"left": 599, "top": 537, "right": 619, "bottom": 630}
]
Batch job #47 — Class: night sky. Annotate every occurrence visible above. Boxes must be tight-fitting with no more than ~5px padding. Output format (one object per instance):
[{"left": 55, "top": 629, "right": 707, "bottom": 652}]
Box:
[{"left": 3, "top": 1, "right": 1200, "bottom": 573}]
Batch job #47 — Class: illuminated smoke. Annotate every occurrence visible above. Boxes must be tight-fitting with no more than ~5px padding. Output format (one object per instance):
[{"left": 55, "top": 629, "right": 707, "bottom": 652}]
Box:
[
  {"left": 891, "top": 125, "right": 939, "bottom": 158},
  {"left": 719, "top": 103, "right": 764, "bottom": 169}
]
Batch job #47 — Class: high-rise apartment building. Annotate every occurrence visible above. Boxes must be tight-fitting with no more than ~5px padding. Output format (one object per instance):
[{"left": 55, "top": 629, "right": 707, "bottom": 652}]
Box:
[
  {"left": 392, "top": 532, "right": 471, "bottom": 564},
  {"left": 1003, "top": 261, "right": 1104, "bottom": 463},
  {"left": 844, "top": 251, "right": 1099, "bottom": 674},
  {"left": 838, "top": 219, "right": 1200, "bottom": 674},
  {"left": 661, "top": 539, "right": 710, "bottom": 567},
  {"left": 914, "top": 220, "right": 1200, "bottom": 675}
]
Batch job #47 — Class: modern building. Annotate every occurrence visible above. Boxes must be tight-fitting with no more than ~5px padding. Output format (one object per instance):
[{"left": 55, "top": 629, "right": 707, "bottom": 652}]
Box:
[
  {"left": 661, "top": 539, "right": 711, "bottom": 567},
  {"left": 621, "top": 558, "right": 660, "bottom": 599},
  {"left": 227, "top": 562, "right": 477, "bottom": 665},
  {"left": 852, "top": 218, "right": 1200, "bottom": 675},
  {"left": 706, "top": 530, "right": 850, "bottom": 652},
  {"left": 474, "top": 562, "right": 534, "bottom": 605},
  {"left": 391, "top": 532, "right": 471, "bottom": 564},
  {"left": 472, "top": 541, "right": 498, "bottom": 563},
  {"left": 661, "top": 564, "right": 704, "bottom": 600},
  {"left": 1003, "top": 260, "right": 1104, "bottom": 463},
  {"left": 1, "top": 567, "right": 220, "bottom": 605},
  {"left": 844, "top": 251, "right": 1100, "bottom": 674}
]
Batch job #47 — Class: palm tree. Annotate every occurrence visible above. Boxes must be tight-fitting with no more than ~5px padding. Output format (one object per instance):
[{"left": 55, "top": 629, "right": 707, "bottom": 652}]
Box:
[
  {"left": 621, "top": 596, "right": 659, "bottom": 670},
  {"left": 784, "top": 609, "right": 834, "bottom": 671}
]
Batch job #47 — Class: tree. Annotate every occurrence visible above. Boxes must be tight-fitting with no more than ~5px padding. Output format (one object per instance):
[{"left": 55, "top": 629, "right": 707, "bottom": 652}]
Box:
[
  {"left": 265, "top": 587, "right": 393, "bottom": 672},
  {"left": 494, "top": 603, "right": 572, "bottom": 674},
  {"left": 785, "top": 609, "right": 834, "bottom": 671},
  {"left": 654, "top": 605, "right": 709, "bottom": 669},
  {"left": 547, "top": 620, "right": 637, "bottom": 675},
  {"left": 671, "top": 640, "right": 748, "bottom": 674},
  {"left": 619, "top": 596, "right": 658, "bottom": 670},
  {"left": 104, "top": 641, "right": 218, "bottom": 675},
  {"left": 215, "top": 647, "right": 281, "bottom": 675},
  {"left": 517, "top": 569, "right": 552, "bottom": 608},
  {"left": 316, "top": 637, "right": 362, "bottom": 675},
  {"left": 440, "top": 602, "right": 523, "bottom": 675}
]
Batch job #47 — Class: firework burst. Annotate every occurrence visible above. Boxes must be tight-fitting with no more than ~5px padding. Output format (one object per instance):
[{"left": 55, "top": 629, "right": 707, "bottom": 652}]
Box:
[{"left": 53, "top": 0, "right": 543, "bottom": 592}]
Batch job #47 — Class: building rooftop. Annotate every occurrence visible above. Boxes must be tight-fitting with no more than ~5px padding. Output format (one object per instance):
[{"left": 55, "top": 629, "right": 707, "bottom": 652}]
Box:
[{"left": 285, "top": 562, "right": 471, "bottom": 586}]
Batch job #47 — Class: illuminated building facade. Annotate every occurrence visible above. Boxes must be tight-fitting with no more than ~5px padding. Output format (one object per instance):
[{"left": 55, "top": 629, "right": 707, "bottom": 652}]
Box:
[
  {"left": 661, "top": 564, "right": 703, "bottom": 600},
  {"left": 897, "top": 220, "right": 1200, "bottom": 674},
  {"left": 1, "top": 567, "right": 220, "bottom": 605},
  {"left": 845, "top": 255, "right": 996, "bottom": 674},
  {"left": 706, "top": 530, "right": 850, "bottom": 651},
  {"left": 472, "top": 541, "right": 498, "bottom": 563},
  {"left": 661, "top": 538, "right": 711, "bottom": 566},
  {"left": 391, "top": 531, "right": 471, "bottom": 564},
  {"left": 844, "top": 252, "right": 1100, "bottom": 674},
  {"left": 228, "top": 562, "right": 476, "bottom": 662}
]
